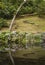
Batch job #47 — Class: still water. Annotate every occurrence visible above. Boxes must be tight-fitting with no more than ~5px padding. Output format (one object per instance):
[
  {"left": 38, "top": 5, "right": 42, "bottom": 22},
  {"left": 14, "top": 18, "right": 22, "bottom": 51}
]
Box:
[{"left": 0, "top": 47, "right": 45, "bottom": 65}]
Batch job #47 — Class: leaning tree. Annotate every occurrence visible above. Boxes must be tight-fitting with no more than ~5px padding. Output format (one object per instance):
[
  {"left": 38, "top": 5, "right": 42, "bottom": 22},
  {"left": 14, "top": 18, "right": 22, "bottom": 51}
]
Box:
[{"left": 8, "top": 0, "right": 27, "bottom": 65}]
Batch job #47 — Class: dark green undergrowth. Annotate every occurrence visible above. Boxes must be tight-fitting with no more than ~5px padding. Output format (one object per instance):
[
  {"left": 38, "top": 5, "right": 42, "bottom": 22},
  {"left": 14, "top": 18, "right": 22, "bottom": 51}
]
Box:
[{"left": 0, "top": 0, "right": 45, "bottom": 19}]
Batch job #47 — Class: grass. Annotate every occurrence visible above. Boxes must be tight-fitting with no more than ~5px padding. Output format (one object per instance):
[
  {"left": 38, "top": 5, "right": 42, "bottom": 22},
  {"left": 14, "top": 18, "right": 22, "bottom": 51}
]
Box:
[
  {"left": 14, "top": 16, "right": 45, "bottom": 33},
  {"left": 1, "top": 16, "right": 45, "bottom": 33}
]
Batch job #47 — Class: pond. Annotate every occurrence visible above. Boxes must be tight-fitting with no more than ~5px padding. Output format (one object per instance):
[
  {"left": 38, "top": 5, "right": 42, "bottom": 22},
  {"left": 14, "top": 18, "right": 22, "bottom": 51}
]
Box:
[{"left": 0, "top": 47, "right": 45, "bottom": 65}]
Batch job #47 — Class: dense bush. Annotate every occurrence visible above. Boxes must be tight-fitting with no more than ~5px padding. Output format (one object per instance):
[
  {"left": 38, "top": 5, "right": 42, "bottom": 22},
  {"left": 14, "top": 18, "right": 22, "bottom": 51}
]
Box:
[
  {"left": 37, "top": 1, "right": 45, "bottom": 18},
  {"left": 0, "top": 0, "right": 45, "bottom": 19},
  {"left": 0, "top": 2, "right": 16, "bottom": 19},
  {"left": 0, "top": 18, "right": 9, "bottom": 29},
  {"left": 0, "top": 31, "right": 44, "bottom": 51},
  {"left": 33, "top": 34, "right": 42, "bottom": 46},
  {"left": 18, "top": 6, "right": 34, "bottom": 15}
]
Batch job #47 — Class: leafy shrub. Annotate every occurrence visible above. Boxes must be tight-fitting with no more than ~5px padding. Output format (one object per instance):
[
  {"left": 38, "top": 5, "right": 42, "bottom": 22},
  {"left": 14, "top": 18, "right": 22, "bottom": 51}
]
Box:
[
  {"left": 0, "top": 2, "right": 16, "bottom": 19},
  {"left": 0, "top": 18, "right": 8, "bottom": 29},
  {"left": 35, "top": 1, "right": 45, "bottom": 18},
  {"left": 0, "top": 0, "right": 45, "bottom": 19},
  {"left": 18, "top": 6, "right": 34, "bottom": 15},
  {"left": 34, "top": 34, "right": 42, "bottom": 46},
  {"left": 0, "top": 31, "right": 44, "bottom": 51}
]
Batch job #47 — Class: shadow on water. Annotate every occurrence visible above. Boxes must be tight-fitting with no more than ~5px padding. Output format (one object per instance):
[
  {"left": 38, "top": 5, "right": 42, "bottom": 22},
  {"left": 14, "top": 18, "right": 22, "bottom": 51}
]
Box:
[
  {"left": 0, "top": 57, "right": 45, "bottom": 65},
  {"left": 0, "top": 55, "right": 45, "bottom": 65},
  {"left": 0, "top": 47, "right": 45, "bottom": 65}
]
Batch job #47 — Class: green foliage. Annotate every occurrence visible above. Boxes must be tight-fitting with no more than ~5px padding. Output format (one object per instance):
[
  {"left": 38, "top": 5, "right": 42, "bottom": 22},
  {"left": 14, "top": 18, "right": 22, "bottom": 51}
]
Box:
[
  {"left": 34, "top": 0, "right": 45, "bottom": 18},
  {"left": 0, "top": 18, "right": 8, "bottom": 29},
  {"left": 37, "top": 1, "right": 45, "bottom": 18},
  {"left": 19, "top": 6, "right": 34, "bottom": 15},
  {"left": 0, "top": 2, "right": 16, "bottom": 18},
  {"left": 0, "top": 0, "right": 45, "bottom": 18},
  {"left": 0, "top": 31, "right": 44, "bottom": 51},
  {"left": 34, "top": 34, "right": 42, "bottom": 46}
]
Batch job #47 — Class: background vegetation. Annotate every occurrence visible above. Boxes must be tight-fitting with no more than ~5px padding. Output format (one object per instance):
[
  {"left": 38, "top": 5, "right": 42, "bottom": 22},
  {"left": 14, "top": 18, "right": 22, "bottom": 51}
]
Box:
[
  {"left": 0, "top": 31, "right": 44, "bottom": 51},
  {"left": 0, "top": 0, "right": 45, "bottom": 19},
  {"left": 0, "top": 1, "right": 45, "bottom": 65},
  {"left": 0, "top": 0, "right": 45, "bottom": 30}
]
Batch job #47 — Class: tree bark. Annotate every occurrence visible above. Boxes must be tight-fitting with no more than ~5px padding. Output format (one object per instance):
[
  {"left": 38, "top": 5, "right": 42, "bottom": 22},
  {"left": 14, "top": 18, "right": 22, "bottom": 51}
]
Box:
[{"left": 9, "top": 1, "right": 26, "bottom": 31}]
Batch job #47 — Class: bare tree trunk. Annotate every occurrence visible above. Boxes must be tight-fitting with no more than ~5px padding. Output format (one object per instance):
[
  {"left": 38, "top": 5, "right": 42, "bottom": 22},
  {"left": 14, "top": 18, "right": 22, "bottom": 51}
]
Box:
[
  {"left": 8, "top": 1, "right": 26, "bottom": 65},
  {"left": 9, "top": 1, "right": 26, "bottom": 31}
]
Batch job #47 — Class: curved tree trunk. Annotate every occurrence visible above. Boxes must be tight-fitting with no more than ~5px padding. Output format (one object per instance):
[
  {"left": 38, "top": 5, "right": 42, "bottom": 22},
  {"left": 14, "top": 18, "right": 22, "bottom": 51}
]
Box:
[
  {"left": 9, "top": 1, "right": 26, "bottom": 31},
  {"left": 8, "top": 1, "right": 26, "bottom": 65}
]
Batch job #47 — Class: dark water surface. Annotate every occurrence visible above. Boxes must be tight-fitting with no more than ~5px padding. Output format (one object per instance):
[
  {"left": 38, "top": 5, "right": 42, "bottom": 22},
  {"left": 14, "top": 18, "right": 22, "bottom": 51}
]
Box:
[
  {"left": 0, "top": 57, "right": 45, "bottom": 65},
  {"left": 0, "top": 48, "right": 45, "bottom": 65}
]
